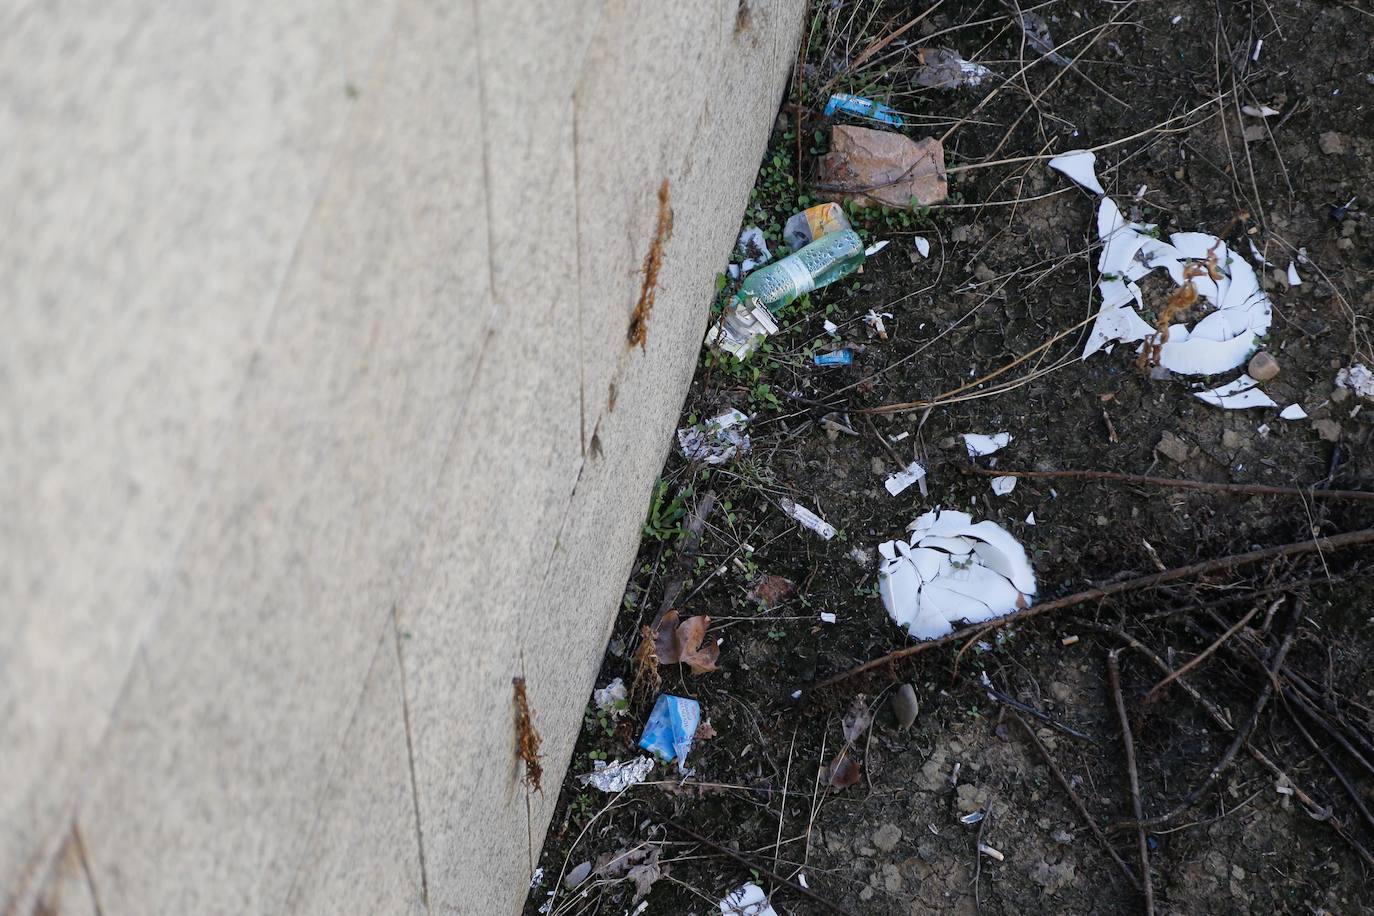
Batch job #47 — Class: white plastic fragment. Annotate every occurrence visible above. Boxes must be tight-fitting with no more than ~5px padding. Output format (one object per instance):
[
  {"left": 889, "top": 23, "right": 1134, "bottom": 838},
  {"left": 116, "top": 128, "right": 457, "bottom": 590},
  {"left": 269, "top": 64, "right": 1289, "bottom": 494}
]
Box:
[
  {"left": 1025, "top": 512, "right": 1036, "bottom": 525},
  {"left": 1279, "top": 404, "right": 1307, "bottom": 420},
  {"left": 879, "top": 510, "right": 1036, "bottom": 641},
  {"left": 885, "top": 460, "right": 928, "bottom": 496},
  {"left": 578, "top": 756, "right": 654, "bottom": 793},
  {"left": 1048, "top": 149, "right": 1105, "bottom": 195},
  {"left": 1336, "top": 364, "right": 1374, "bottom": 399},
  {"left": 593, "top": 678, "right": 628, "bottom": 716},
  {"left": 719, "top": 882, "right": 778, "bottom": 916},
  {"left": 990, "top": 476, "right": 1017, "bottom": 496},
  {"left": 963, "top": 432, "right": 1011, "bottom": 457},
  {"left": 865, "top": 239, "right": 890, "bottom": 257},
  {"left": 1286, "top": 261, "right": 1302, "bottom": 286},
  {"left": 1248, "top": 239, "right": 1273, "bottom": 266},
  {"left": 823, "top": 318, "right": 839, "bottom": 336},
  {"left": 913, "top": 236, "right": 931, "bottom": 258},
  {"left": 679, "top": 409, "right": 750, "bottom": 464},
  {"left": 1192, "top": 374, "right": 1278, "bottom": 409},
  {"left": 820, "top": 611, "right": 837, "bottom": 624},
  {"left": 780, "top": 498, "right": 836, "bottom": 540}
]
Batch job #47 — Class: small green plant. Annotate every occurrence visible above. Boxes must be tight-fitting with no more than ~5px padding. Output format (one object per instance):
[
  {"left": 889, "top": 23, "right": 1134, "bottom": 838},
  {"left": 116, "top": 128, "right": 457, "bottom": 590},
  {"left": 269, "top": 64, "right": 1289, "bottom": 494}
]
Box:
[{"left": 643, "top": 479, "right": 690, "bottom": 542}]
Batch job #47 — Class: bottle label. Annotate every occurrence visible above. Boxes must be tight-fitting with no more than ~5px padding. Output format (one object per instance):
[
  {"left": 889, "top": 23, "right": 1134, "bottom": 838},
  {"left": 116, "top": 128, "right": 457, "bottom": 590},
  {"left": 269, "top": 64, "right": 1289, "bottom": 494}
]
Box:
[{"left": 778, "top": 255, "right": 815, "bottom": 296}]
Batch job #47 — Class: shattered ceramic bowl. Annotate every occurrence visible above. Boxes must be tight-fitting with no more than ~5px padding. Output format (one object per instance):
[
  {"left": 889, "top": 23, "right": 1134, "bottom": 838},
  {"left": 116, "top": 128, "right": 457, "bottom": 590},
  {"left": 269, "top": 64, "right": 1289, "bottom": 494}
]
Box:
[{"left": 878, "top": 510, "right": 1036, "bottom": 640}]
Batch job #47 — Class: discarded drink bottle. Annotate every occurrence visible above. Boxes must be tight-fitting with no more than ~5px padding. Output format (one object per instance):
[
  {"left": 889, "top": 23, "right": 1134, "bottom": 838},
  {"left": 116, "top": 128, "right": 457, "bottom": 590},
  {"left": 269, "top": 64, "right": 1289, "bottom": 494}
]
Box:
[{"left": 707, "top": 228, "right": 865, "bottom": 360}]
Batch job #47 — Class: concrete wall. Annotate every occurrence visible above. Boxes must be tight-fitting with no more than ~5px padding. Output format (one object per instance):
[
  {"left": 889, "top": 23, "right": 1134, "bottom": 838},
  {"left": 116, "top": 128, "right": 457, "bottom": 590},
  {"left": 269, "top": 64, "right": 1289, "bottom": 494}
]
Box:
[{"left": 0, "top": 2, "right": 800, "bottom": 913}]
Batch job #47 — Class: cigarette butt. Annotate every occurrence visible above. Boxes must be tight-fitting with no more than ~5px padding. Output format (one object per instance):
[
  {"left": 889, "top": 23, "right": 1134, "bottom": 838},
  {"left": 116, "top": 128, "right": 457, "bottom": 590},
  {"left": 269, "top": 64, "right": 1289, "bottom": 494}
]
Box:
[
  {"left": 1061, "top": 635, "right": 1080, "bottom": 646},
  {"left": 978, "top": 844, "right": 1004, "bottom": 862}
]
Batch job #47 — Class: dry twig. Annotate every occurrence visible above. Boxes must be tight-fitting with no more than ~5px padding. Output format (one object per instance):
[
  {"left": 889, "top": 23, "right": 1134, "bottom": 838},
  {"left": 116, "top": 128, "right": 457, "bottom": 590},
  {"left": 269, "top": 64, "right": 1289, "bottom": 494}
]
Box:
[
  {"left": 1108, "top": 651, "right": 1155, "bottom": 916},
  {"left": 962, "top": 466, "right": 1374, "bottom": 503}
]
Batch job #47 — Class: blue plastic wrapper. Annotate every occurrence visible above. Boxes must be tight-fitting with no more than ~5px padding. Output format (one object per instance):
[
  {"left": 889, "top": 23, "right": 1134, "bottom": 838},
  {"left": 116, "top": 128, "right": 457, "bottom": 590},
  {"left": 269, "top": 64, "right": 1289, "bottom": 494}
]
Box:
[
  {"left": 638, "top": 694, "right": 700, "bottom": 768},
  {"left": 814, "top": 349, "right": 854, "bottom": 367},
  {"left": 824, "top": 92, "right": 905, "bottom": 127}
]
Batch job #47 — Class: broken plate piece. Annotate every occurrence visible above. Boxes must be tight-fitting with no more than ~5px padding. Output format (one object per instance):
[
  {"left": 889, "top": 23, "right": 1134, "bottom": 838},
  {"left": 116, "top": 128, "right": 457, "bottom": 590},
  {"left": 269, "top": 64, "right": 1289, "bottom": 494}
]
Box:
[
  {"left": 1279, "top": 404, "right": 1307, "bottom": 420},
  {"left": 780, "top": 498, "right": 837, "bottom": 540},
  {"left": 885, "top": 460, "right": 927, "bottom": 496},
  {"left": 1048, "top": 149, "right": 1104, "bottom": 195},
  {"left": 963, "top": 432, "right": 1011, "bottom": 457},
  {"left": 579, "top": 756, "right": 654, "bottom": 793},
  {"left": 678, "top": 409, "right": 750, "bottom": 465},
  {"left": 1192, "top": 374, "right": 1278, "bottom": 409},
  {"left": 878, "top": 509, "right": 1036, "bottom": 640},
  {"left": 864, "top": 240, "right": 890, "bottom": 257},
  {"left": 719, "top": 882, "right": 778, "bottom": 916},
  {"left": 990, "top": 476, "right": 1017, "bottom": 496},
  {"left": 1286, "top": 262, "right": 1302, "bottom": 286},
  {"left": 913, "top": 236, "right": 931, "bottom": 258}
]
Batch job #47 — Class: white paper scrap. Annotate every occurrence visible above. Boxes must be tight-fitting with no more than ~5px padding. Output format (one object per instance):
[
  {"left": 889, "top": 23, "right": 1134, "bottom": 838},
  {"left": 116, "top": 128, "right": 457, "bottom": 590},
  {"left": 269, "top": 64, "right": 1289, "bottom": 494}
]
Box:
[
  {"left": 963, "top": 432, "right": 1012, "bottom": 457},
  {"left": 780, "top": 498, "right": 836, "bottom": 540},
  {"left": 885, "top": 460, "right": 928, "bottom": 496},
  {"left": 1048, "top": 149, "right": 1105, "bottom": 195},
  {"left": 720, "top": 882, "right": 778, "bottom": 916},
  {"left": 823, "top": 318, "right": 839, "bottom": 336}
]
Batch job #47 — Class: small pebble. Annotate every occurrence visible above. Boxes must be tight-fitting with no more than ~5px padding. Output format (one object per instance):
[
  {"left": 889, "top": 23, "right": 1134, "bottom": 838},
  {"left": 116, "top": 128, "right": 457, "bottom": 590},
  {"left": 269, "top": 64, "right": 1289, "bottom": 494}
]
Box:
[
  {"left": 564, "top": 861, "right": 592, "bottom": 889},
  {"left": 1337, "top": 237, "right": 1354, "bottom": 251},
  {"left": 873, "top": 823, "right": 903, "bottom": 853},
  {"left": 1247, "top": 351, "right": 1280, "bottom": 381},
  {"left": 892, "top": 684, "right": 920, "bottom": 729},
  {"left": 1313, "top": 418, "right": 1342, "bottom": 442}
]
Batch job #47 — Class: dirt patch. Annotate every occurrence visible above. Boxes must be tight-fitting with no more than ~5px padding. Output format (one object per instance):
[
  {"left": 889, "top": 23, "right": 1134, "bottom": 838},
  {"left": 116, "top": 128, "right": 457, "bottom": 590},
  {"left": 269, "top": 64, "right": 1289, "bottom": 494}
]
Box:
[{"left": 526, "top": 1, "right": 1373, "bottom": 913}]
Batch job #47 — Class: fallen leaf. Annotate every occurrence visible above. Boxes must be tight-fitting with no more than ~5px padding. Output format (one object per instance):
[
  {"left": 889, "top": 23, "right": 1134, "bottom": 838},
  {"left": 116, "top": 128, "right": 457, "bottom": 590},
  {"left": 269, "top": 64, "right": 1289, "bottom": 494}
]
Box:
[
  {"left": 695, "top": 719, "right": 717, "bottom": 741},
  {"left": 651, "top": 610, "right": 720, "bottom": 674},
  {"left": 842, "top": 695, "right": 873, "bottom": 743},
  {"left": 825, "top": 754, "right": 862, "bottom": 790},
  {"left": 747, "top": 574, "right": 796, "bottom": 607},
  {"left": 512, "top": 677, "right": 543, "bottom": 793}
]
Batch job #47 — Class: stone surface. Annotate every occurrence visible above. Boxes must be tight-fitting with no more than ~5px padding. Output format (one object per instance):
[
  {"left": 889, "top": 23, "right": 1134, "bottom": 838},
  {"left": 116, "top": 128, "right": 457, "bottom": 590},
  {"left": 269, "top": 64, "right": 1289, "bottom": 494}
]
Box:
[
  {"left": 1319, "top": 131, "right": 1348, "bottom": 155},
  {"left": 892, "top": 684, "right": 920, "bottom": 728},
  {"left": 0, "top": 2, "right": 803, "bottom": 913},
  {"left": 1157, "top": 431, "right": 1191, "bottom": 462},
  {"left": 873, "top": 823, "right": 903, "bottom": 853},
  {"left": 1247, "top": 351, "right": 1281, "bottom": 381},
  {"left": 1313, "top": 418, "right": 1343, "bottom": 442}
]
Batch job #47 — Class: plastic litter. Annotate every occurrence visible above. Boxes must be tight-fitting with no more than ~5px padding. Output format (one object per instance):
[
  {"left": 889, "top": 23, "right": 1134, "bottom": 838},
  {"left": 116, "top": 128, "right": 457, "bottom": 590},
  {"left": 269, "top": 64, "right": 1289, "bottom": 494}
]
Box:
[
  {"left": 878, "top": 509, "right": 1037, "bottom": 640},
  {"left": 824, "top": 92, "right": 905, "bottom": 127},
  {"left": 963, "top": 432, "right": 1012, "bottom": 457},
  {"left": 593, "top": 677, "right": 628, "bottom": 716},
  {"left": 736, "top": 226, "right": 772, "bottom": 274},
  {"left": 783, "top": 202, "right": 851, "bottom": 251},
  {"left": 819, "top": 125, "right": 948, "bottom": 209},
  {"left": 822, "top": 318, "right": 839, "bottom": 336},
  {"left": 814, "top": 349, "right": 854, "bottom": 367},
  {"left": 1336, "top": 364, "right": 1374, "bottom": 400},
  {"left": 779, "top": 498, "right": 836, "bottom": 540},
  {"left": 719, "top": 882, "right": 777, "bottom": 916},
  {"left": 638, "top": 695, "right": 700, "bottom": 769},
  {"left": 706, "top": 229, "right": 865, "bottom": 360},
  {"left": 678, "top": 409, "right": 750, "bottom": 464},
  {"left": 915, "top": 47, "right": 993, "bottom": 88},
  {"left": 579, "top": 756, "right": 655, "bottom": 792},
  {"left": 884, "top": 460, "right": 927, "bottom": 496}
]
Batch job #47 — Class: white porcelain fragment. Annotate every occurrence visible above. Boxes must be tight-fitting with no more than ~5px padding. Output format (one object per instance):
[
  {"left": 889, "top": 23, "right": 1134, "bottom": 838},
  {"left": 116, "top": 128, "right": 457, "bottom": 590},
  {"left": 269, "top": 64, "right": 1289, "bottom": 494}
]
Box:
[
  {"left": 913, "top": 236, "right": 931, "bottom": 257},
  {"left": 878, "top": 510, "right": 1036, "bottom": 640},
  {"left": 1025, "top": 512, "right": 1036, "bottom": 525},
  {"left": 1279, "top": 404, "right": 1307, "bottom": 420},
  {"left": 1286, "top": 261, "right": 1302, "bottom": 286},
  {"left": 990, "top": 476, "right": 1017, "bottom": 496},
  {"left": 1048, "top": 149, "right": 1105, "bottom": 194},
  {"left": 885, "top": 460, "right": 928, "bottom": 496},
  {"left": 865, "top": 239, "right": 890, "bottom": 256},
  {"left": 963, "top": 432, "right": 1011, "bottom": 457},
  {"left": 1241, "top": 104, "right": 1280, "bottom": 118},
  {"left": 1192, "top": 374, "right": 1277, "bottom": 409}
]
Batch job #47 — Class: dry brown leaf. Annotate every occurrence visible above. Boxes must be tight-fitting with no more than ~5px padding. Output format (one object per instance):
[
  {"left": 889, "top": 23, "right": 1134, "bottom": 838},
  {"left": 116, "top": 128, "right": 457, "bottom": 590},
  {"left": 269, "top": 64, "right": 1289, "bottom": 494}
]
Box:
[
  {"left": 651, "top": 610, "right": 720, "bottom": 675},
  {"left": 512, "top": 676, "right": 543, "bottom": 793},
  {"left": 747, "top": 574, "right": 796, "bottom": 607},
  {"left": 842, "top": 694, "right": 873, "bottom": 743},
  {"left": 695, "top": 719, "right": 717, "bottom": 741},
  {"left": 631, "top": 625, "right": 662, "bottom": 702},
  {"left": 825, "top": 754, "right": 862, "bottom": 790}
]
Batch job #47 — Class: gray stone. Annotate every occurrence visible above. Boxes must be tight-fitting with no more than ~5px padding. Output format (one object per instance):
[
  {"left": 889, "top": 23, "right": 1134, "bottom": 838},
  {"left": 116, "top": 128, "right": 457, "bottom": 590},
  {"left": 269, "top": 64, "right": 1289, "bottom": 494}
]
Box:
[
  {"left": 1157, "top": 431, "right": 1191, "bottom": 463},
  {"left": 1313, "top": 418, "right": 1342, "bottom": 442},
  {"left": 873, "top": 823, "right": 903, "bottom": 853},
  {"left": 892, "top": 684, "right": 920, "bottom": 729},
  {"left": 1319, "top": 131, "right": 1348, "bottom": 155},
  {"left": 1222, "top": 429, "right": 1246, "bottom": 450},
  {"left": 564, "top": 861, "right": 592, "bottom": 889}
]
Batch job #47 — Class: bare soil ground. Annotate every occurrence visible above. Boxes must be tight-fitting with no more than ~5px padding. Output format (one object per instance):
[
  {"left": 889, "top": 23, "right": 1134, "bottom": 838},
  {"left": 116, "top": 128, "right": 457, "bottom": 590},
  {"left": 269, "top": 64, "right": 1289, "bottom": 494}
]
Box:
[{"left": 526, "top": 1, "right": 1374, "bottom": 913}]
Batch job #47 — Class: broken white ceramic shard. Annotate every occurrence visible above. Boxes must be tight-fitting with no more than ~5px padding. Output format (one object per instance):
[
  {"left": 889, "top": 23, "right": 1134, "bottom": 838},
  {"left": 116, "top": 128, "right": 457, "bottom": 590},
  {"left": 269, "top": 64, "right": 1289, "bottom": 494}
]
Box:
[
  {"left": 719, "top": 883, "right": 777, "bottom": 916},
  {"left": 990, "top": 476, "right": 1017, "bottom": 496},
  {"left": 678, "top": 409, "right": 750, "bottom": 464},
  {"left": 865, "top": 239, "right": 890, "bottom": 256},
  {"left": 1279, "top": 404, "right": 1307, "bottom": 420},
  {"left": 963, "top": 432, "right": 1011, "bottom": 457},
  {"left": 879, "top": 509, "right": 1036, "bottom": 640},
  {"left": 913, "top": 236, "right": 931, "bottom": 257},
  {"left": 579, "top": 756, "right": 654, "bottom": 793},
  {"left": 1048, "top": 149, "right": 1104, "bottom": 194},
  {"left": 780, "top": 498, "right": 836, "bottom": 540},
  {"left": 1192, "top": 374, "right": 1278, "bottom": 409},
  {"left": 1286, "top": 261, "right": 1302, "bottom": 286},
  {"left": 1241, "top": 104, "right": 1280, "bottom": 118},
  {"left": 1335, "top": 364, "right": 1374, "bottom": 400},
  {"left": 885, "top": 460, "right": 928, "bottom": 496},
  {"left": 823, "top": 318, "right": 839, "bottom": 336},
  {"left": 1025, "top": 512, "right": 1036, "bottom": 525}
]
